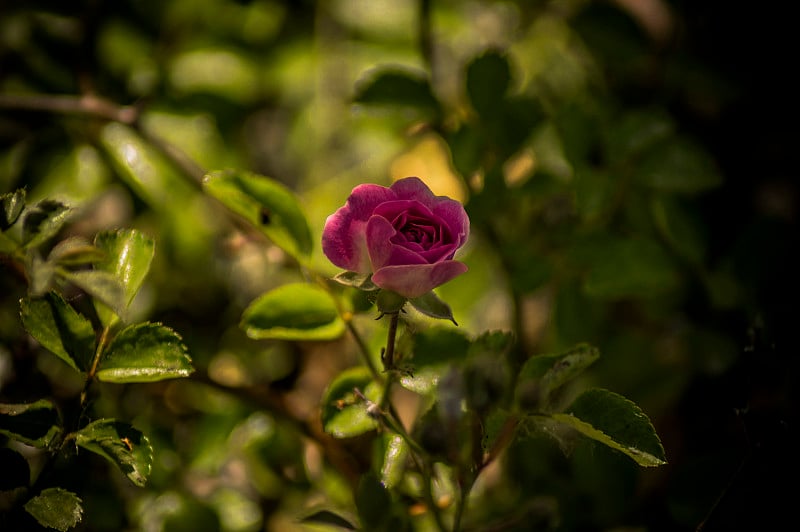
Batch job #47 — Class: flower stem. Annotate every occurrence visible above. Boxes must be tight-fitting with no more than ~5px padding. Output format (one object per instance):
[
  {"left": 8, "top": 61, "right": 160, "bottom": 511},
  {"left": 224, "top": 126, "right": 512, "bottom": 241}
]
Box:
[
  {"left": 382, "top": 312, "right": 400, "bottom": 370},
  {"left": 81, "top": 325, "right": 111, "bottom": 406}
]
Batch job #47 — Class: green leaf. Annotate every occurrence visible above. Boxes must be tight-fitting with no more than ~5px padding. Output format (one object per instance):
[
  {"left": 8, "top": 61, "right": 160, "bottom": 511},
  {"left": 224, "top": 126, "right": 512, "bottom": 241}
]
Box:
[
  {"left": 651, "top": 196, "right": 706, "bottom": 265},
  {"left": 583, "top": 237, "right": 679, "bottom": 299},
  {"left": 240, "top": 283, "right": 345, "bottom": 341},
  {"left": 466, "top": 50, "right": 512, "bottom": 118},
  {"left": 203, "top": 169, "right": 313, "bottom": 259},
  {"left": 409, "top": 291, "right": 457, "bottom": 325},
  {"left": 321, "top": 367, "right": 381, "bottom": 438},
  {"left": 22, "top": 200, "right": 73, "bottom": 248},
  {"left": 517, "top": 344, "right": 599, "bottom": 409},
  {"left": 91, "top": 229, "right": 155, "bottom": 325},
  {"left": 20, "top": 293, "right": 96, "bottom": 372},
  {"left": 399, "top": 327, "right": 470, "bottom": 395},
  {"left": 298, "top": 508, "right": 357, "bottom": 530},
  {"left": 24, "top": 487, "right": 83, "bottom": 532},
  {"left": 96, "top": 322, "right": 193, "bottom": 383},
  {"left": 551, "top": 388, "right": 667, "bottom": 467},
  {"left": 376, "top": 433, "right": 409, "bottom": 489},
  {"left": 355, "top": 472, "right": 392, "bottom": 530},
  {"left": 0, "top": 399, "right": 62, "bottom": 448},
  {"left": 1, "top": 188, "right": 26, "bottom": 230},
  {"left": 332, "top": 271, "right": 379, "bottom": 291},
  {"left": 603, "top": 108, "right": 675, "bottom": 164},
  {"left": 60, "top": 270, "right": 128, "bottom": 322},
  {"left": 635, "top": 137, "right": 722, "bottom": 194},
  {"left": 353, "top": 68, "right": 440, "bottom": 114},
  {"left": 0, "top": 447, "right": 31, "bottom": 490},
  {"left": 74, "top": 419, "right": 153, "bottom": 486},
  {"left": 46, "top": 237, "right": 105, "bottom": 267}
]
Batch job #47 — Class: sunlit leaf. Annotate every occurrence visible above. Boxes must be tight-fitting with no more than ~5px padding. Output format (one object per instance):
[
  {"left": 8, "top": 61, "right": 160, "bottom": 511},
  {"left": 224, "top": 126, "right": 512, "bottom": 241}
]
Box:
[
  {"left": 92, "top": 229, "right": 155, "bottom": 325},
  {"left": 203, "top": 169, "right": 313, "bottom": 259},
  {"left": 74, "top": 419, "right": 153, "bottom": 486},
  {"left": 20, "top": 292, "right": 95, "bottom": 372},
  {"left": 61, "top": 270, "right": 127, "bottom": 322},
  {"left": 0, "top": 399, "right": 61, "bottom": 448},
  {"left": 399, "top": 327, "right": 469, "bottom": 395},
  {"left": 551, "top": 388, "right": 667, "bottom": 467},
  {"left": 0, "top": 447, "right": 30, "bottom": 490},
  {"left": 1, "top": 188, "right": 26, "bottom": 230},
  {"left": 321, "top": 367, "right": 381, "bottom": 438},
  {"left": 24, "top": 488, "right": 83, "bottom": 532},
  {"left": 96, "top": 322, "right": 193, "bottom": 383},
  {"left": 22, "top": 199, "right": 72, "bottom": 248},
  {"left": 240, "top": 283, "right": 344, "bottom": 341},
  {"left": 409, "top": 291, "right": 457, "bottom": 325}
]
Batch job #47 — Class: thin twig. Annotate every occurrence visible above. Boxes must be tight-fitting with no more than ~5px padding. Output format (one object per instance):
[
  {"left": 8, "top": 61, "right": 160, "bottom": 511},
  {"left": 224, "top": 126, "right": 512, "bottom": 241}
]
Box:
[{"left": 0, "top": 93, "right": 139, "bottom": 124}]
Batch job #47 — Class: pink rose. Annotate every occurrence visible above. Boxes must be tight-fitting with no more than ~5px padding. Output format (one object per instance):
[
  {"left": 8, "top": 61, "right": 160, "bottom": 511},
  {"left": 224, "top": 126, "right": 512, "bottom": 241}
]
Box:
[{"left": 322, "top": 177, "right": 469, "bottom": 298}]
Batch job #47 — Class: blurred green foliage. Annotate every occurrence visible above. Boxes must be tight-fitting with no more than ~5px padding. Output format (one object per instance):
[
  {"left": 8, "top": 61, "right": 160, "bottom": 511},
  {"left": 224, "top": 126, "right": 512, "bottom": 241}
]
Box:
[{"left": 2, "top": 0, "right": 797, "bottom": 531}]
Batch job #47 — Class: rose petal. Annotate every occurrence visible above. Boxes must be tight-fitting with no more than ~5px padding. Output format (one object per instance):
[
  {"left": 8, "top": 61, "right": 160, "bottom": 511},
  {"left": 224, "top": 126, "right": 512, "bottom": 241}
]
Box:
[
  {"left": 372, "top": 261, "right": 469, "bottom": 298},
  {"left": 432, "top": 199, "right": 470, "bottom": 247},
  {"left": 389, "top": 177, "right": 437, "bottom": 208},
  {"left": 366, "top": 216, "right": 427, "bottom": 270},
  {"left": 322, "top": 183, "right": 396, "bottom": 271}
]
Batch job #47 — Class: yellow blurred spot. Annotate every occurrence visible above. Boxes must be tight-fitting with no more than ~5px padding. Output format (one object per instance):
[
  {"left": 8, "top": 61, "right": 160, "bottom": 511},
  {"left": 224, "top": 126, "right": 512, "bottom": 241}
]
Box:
[
  {"left": 503, "top": 148, "right": 536, "bottom": 186},
  {"left": 408, "top": 502, "right": 428, "bottom": 517},
  {"left": 390, "top": 134, "right": 468, "bottom": 203}
]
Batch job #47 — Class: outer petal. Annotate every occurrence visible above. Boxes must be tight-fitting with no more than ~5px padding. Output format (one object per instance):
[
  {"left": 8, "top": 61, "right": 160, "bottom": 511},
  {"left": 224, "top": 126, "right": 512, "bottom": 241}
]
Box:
[
  {"left": 372, "top": 261, "right": 469, "bottom": 299},
  {"left": 389, "top": 177, "right": 437, "bottom": 208},
  {"left": 432, "top": 199, "right": 470, "bottom": 247},
  {"left": 322, "top": 184, "right": 396, "bottom": 272}
]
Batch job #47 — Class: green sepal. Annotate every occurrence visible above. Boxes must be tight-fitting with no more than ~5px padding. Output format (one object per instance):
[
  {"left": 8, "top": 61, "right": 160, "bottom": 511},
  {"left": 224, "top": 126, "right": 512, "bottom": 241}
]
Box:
[
  {"left": 332, "top": 271, "right": 379, "bottom": 291},
  {"left": 376, "top": 290, "right": 406, "bottom": 315},
  {"left": 409, "top": 291, "right": 457, "bottom": 325}
]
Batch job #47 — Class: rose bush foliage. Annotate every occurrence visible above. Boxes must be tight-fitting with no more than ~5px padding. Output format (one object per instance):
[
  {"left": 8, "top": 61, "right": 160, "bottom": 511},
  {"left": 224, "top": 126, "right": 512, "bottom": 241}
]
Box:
[{"left": 322, "top": 177, "right": 470, "bottom": 298}]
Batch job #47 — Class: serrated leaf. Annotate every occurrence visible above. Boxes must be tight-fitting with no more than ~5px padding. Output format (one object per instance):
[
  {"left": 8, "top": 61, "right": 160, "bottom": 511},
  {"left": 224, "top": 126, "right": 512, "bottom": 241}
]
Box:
[
  {"left": 22, "top": 200, "right": 73, "bottom": 248},
  {"left": 409, "top": 291, "right": 457, "bottom": 324},
  {"left": 399, "top": 327, "right": 470, "bottom": 395},
  {"left": 20, "top": 293, "right": 96, "bottom": 372},
  {"left": 551, "top": 388, "right": 666, "bottom": 467},
  {"left": 298, "top": 508, "right": 357, "bottom": 530},
  {"left": 96, "top": 322, "right": 193, "bottom": 383},
  {"left": 47, "top": 237, "right": 105, "bottom": 266},
  {"left": 24, "top": 487, "right": 83, "bottom": 532},
  {"left": 241, "top": 283, "right": 345, "bottom": 341},
  {"left": 91, "top": 229, "right": 155, "bottom": 326},
  {"left": 1, "top": 188, "right": 26, "bottom": 230},
  {"left": 332, "top": 271, "right": 379, "bottom": 291},
  {"left": 0, "top": 399, "right": 62, "bottom": 448},
  {"left": 74, "top": 419, "right": 153, "bottom": 486},
  {"left": 0, "top": 447, "right": 31, "bottom": 490},
  {"left": 321, "top": 367, "right": 381, "bottom": 438},
  {"left": 517, "top": 344, "right": 599, "bottom": 409},
  {"left": 203, "top": 169, "right": 312, "bottom": 259},
  {"left": 353, "top": 68, "right": 440, "bottom": 114},
  {"left": 61, "top": 270, "right": 127, "bottom": 322}
]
